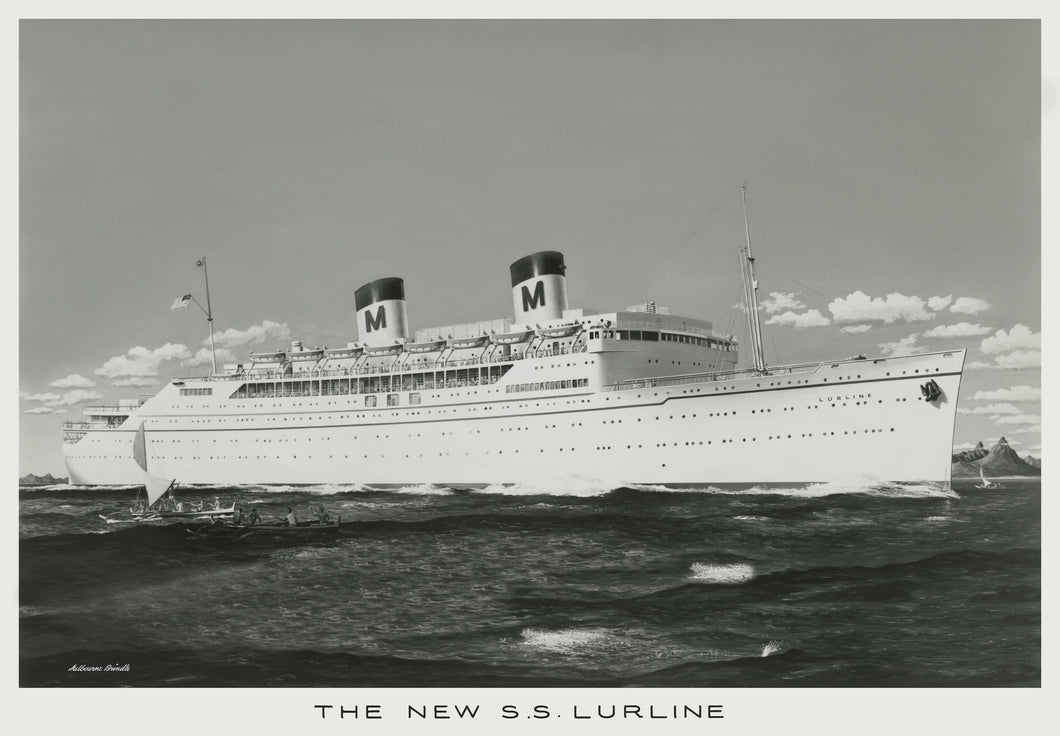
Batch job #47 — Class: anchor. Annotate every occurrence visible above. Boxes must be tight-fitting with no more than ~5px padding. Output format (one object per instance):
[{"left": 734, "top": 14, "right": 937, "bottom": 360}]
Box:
[{"left": 920, "top": 379, "right": 942, "bottom": 403}]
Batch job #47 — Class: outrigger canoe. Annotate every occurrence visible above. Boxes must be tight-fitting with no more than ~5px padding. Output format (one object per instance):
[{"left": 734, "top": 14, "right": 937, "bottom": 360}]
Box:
[
  {"left": 131, "top": 504, "right": 236, "bottom": 519},
  {"left": 186, "top": 517, "right": 341, "bottom": 538}
]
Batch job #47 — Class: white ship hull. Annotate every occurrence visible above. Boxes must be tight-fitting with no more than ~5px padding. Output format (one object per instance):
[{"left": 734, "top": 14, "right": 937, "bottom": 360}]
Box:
[{"left": 64, "top": 350, "right": 964, "bottom": 488}]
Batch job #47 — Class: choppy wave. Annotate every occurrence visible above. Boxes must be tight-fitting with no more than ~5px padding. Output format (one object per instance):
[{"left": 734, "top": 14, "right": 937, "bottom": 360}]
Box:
[
  {"left": 761, "top": 640, "right": 785, "bottom": 657},
  {"left": 509, "top": 478, "right": 960, "bottom": 499},
  {"left": 20, "top": 483, "right": 140, "bottom": 492},
  {"left": 478, "top": 474, "right": 624, "bottom": 497},
  {"left": 19, "top": 477, "right": 1042, "bottom": 689},
  {"left": 520, "top": 627, "right": 612, "bottom": 653},
  {"left": 654, "top": 480, "right": 958, "bottom": 499},
  {"left": 689, "top": 562, "right": 756, "bottom": 584}
]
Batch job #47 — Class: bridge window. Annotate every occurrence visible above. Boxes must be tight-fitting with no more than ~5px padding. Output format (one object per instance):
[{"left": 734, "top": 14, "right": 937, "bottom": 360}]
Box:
[{"left": 180, "top": 388, "right": 212, "bottom": 396}]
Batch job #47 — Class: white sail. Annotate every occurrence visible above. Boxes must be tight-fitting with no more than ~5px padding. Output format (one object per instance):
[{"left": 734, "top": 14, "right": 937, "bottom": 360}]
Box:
[
  {"left": 144, "top": 472, "right": 175, "bottom": 507},
  {"left": 979, "top": 466, "right": 994, "bottom": 487},
  {"left": 133, "top": 425, "right": 147, "bottom": 472},
  {"left": 132, "top": 422, "right": 175, "bottom": 507}
]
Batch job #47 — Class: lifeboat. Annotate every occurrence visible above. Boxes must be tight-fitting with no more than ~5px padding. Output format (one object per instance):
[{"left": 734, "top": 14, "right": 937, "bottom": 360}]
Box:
[
  {"left": 537, "top": 323, "right": 583, "bottom": 339},
  {"left": 324, "top": 346, "right": 363, "bottom": 359},
  {"left": 287, "top": 349, "right": 325, "bottom": 362},
  {"left": 489, "top": 328, "right": 534, "bottom": 345},
  {"left": 363, "top": 343, "right": 404, "bottom": 356},
  {"left": 405, "top": 338, "right": 448, "bottom": 353},
  {"left": 449, "top": 335, "right": 490, "bottom": 349},
  {"left": 248, "top": 350, "right": 286, "bottom": 362}
]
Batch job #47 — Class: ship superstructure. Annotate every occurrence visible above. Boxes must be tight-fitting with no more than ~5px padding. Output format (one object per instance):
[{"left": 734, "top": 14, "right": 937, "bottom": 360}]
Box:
[{"left": 63, "top": 250, "right": 964, "bottom": 487}]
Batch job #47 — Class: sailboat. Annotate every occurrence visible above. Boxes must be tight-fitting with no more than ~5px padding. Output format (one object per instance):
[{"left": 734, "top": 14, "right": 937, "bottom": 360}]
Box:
[
  {"left": 128, "top": 423, "right": 235, "bottom": 519},
  {"left": 975, "top": 466, "right": 996, "bottom": 489}
]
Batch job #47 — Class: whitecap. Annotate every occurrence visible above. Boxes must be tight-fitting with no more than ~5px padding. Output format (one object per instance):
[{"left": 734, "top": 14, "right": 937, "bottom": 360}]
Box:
[
  {"left": 476, "top": 474, "right": 621, "bottom": 497},
  {"left": 636, "top": 478, "right": 959, "bottom": 500},
  {"left": 761, "top": 640, "right": 784, "bottom": 657},
  {"left": 689, "top": 562, "right": 756, "bottom": 584},
  {"left": 520, "top": 627, "right": 611, "bottom": 653}
]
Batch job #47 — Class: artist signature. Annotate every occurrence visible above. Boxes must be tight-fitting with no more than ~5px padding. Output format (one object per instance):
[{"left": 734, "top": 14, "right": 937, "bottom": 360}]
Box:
[{"left": 67, "top": 664, "right": 131, "bottom": 672}]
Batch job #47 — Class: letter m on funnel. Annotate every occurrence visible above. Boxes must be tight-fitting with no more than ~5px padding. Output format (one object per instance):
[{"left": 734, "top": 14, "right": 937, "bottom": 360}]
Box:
[
  {"left": 365, "top": 305, "right": 387, "bottom": 332},
  {"left": 521, "top": 281, "right": 546, "bottom": 312}
]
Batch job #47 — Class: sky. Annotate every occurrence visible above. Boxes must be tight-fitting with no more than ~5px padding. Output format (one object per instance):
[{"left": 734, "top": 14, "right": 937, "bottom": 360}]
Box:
[{"left": 19, "top": 19, "right": 1041, "bottom": 475}]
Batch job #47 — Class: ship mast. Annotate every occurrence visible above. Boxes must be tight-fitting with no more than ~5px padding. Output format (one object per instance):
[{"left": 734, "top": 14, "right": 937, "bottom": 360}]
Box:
[
  {"left": 740, "top": 182, "right": 767, "bottom": 373},
  {"left": 197, "top": 256, "right": 217, "bottom": 375}
]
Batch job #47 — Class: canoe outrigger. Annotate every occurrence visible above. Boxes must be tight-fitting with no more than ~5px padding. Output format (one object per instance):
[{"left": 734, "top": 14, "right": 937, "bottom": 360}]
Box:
[
  {"left": 186, "top": 516, "right": 341, "bottom": 539},
  {"left": 130, "top": 501, "right": 237, "bottom": 520}
]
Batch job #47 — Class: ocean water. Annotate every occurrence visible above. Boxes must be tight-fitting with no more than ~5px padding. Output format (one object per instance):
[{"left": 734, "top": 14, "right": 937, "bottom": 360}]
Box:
[{"left": 19, "top": 479, "right": 1040, "bottom": 687}]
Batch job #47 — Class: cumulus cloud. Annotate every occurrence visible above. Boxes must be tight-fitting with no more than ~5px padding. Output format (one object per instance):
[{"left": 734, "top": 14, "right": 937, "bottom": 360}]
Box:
[
  {"left": 928, "top": 295, "right": 953, "bottom": 311},
  {"left": 950, "top": 297, "right": 992, "bottom": 315},
  {"left": 994, "top": 351, "right": 1041, "bottom": 370},
  {"left": 1007, "top": 426, "right": 1041, "bottom": 435},
  {"left": 112, "top": 376, "right": 162, "bottom": 388},
  {"left": 828, "top": 291, "right": 933, "bottom": 324},
  {"left": 840, "top": 324, "right": 872, "bottom": 334},
  {"left": 921, "top": 322, "right": 992, "bottom": 339},
  {"left": 23, "top": 389, "right": 102, "bottom": 408},
  {"left": 211, "top": 320, "right": 291, "bottom": 348},
  {"left": 24, "top": 406, "right": 66, "bottom": 414},
  {"left": 763, "top": 309, "right": 831, "bottom": 328},
  {"left": 980, "top": 325, "right": 1040, "bottom": 355},
  {"left": 760, "top": 292, "right": 805, "bottom": 314},
  {"left": 49, "top": 373, "right": 96, "bottom": 389},
  {"left": 957, "top": 403, "right": 1021, "bottom": 416},
  {"left": 877, "top": 333, "right": 928, "bottom": 356},
  {"left": 182, "top": 347, "right": 238, "bottom": 367},
  {"left": 95, "top": 343, "right": 191, "bottom": 378},
  {"left": 995, "top": 414, "right": 1041, "bottom": 426},
  {"left": 52, "top": 389, "right": 103, "bottom": 406},
  {"left": 24, "top": 392, "right": 62, "bottom": 404},
  {"left": 972, "top": 385, "right": 1040, "bottom": 402}
]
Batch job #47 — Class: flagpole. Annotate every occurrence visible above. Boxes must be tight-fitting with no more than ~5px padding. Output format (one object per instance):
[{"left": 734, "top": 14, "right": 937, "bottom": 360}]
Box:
[
  {"left": 740, "top": 182, "right": 766, "bottom": 373},
  {"left": 199, "top": 257, "right": 217, "bottom": 375}
]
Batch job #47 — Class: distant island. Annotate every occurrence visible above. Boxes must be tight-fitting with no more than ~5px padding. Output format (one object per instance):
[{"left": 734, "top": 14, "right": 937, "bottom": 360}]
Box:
[
  {"left": 19, "top": 473, "right": 68, "bottom": 486},
  {"left": 951, "top": 437, "right": 1040, "bottom": 478}
]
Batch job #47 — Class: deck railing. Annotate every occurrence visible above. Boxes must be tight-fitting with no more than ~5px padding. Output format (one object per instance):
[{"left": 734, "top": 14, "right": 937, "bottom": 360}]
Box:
[{"left": 178, "top": 341, "right": 588, "bottom": 384}]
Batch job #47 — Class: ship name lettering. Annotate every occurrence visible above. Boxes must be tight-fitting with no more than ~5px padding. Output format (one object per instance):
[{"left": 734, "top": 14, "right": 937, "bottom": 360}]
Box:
[
  {"left": 364, "top": 305, "right": 387, "bottom": 332},
  {"left": 819, "top": 393, "right": 871, "bottom": 402},
  {"left": 521, "top": 280, "right": 546, "bottom": 311},
  {"left": 571, "top": 704, "right": 720, "bottom": 719}
]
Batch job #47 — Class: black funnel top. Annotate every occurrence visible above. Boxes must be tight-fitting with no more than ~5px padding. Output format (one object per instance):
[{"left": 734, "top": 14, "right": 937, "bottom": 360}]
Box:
[
  {"left": 354, "top": 277, "right": 405, "bottom": 310},
  {"left": 509, "top": 251, "right": 566, "bottom": 287}
]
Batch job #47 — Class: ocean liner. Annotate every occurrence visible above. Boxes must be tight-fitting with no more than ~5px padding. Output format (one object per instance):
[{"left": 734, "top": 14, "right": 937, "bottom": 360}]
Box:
[{"left": 63, "top": 219, "right": 964, "bottom": 487}]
